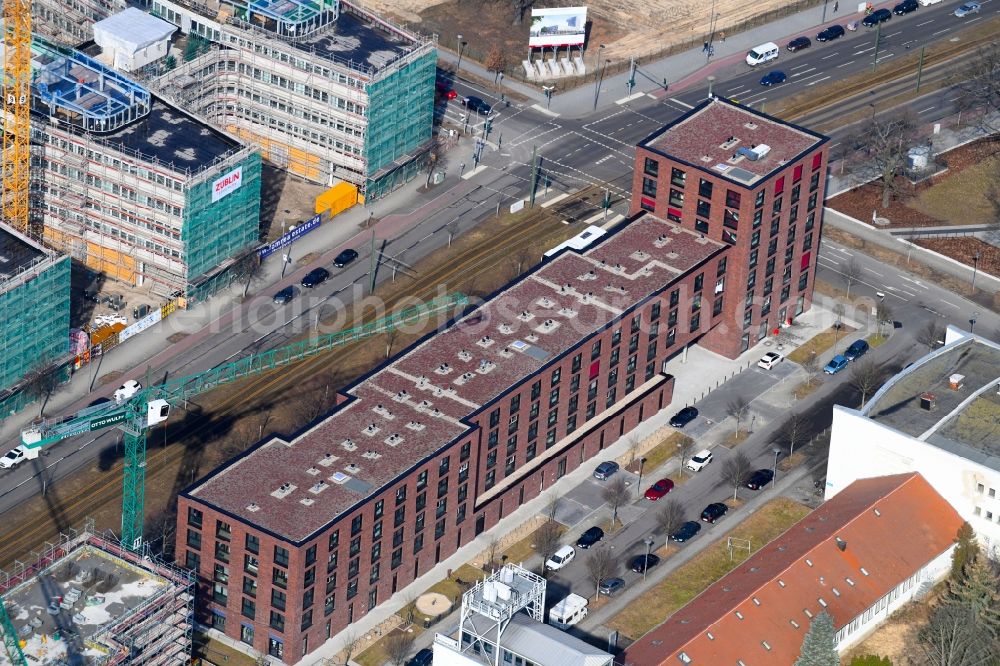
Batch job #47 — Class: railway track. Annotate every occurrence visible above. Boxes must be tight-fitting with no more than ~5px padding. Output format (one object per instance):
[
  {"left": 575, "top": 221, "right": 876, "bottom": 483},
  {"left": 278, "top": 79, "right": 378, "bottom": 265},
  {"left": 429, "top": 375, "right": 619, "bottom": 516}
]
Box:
[{"left": 0, "top": 186, "right": 607, "bottom": 568}]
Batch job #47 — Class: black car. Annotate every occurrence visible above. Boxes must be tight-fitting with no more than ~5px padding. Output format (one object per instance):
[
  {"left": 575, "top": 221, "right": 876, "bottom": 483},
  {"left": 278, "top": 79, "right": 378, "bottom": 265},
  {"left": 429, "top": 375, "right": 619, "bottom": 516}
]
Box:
[
  {"left": 301, "top": 267, "right": 330, "bottom": 288},
  {"left": 462, "top": 96, "right": 492, "bottom": 115},
  {"left": 576, "top": 526, "right": 605, "bottom": 549},
  {"left": 599, "top": 577, "right": 626, "bottom": 596},
  {"left": 845, "top": 339, "right": 870, "bottom": 361},
  {"left": 273, "top": 286, "right": 297, "bottom": 304},
  {"left": 816, "top": 24, "right": 846, "bottom": 41},
  {"left": 671, "top": 521, "right": 702, "bottom": 543},
  {"left": 893, "top": 0, "right": 918, "bottom": 13},
  {"left": 701, "top": 502, "right": 729, "bottom": 523},
  {"left": 862, "top": 8, "right": 892, "bottom": 26},
  {"left": 630, "top": 553, "right": 661, "bottom": 573},
  {"left": 408, "top": 648, "right": 433, "bottom": 666},
  {"left": 745, "top": 469, "right": 775, "bottom": 490},
  {"left": 669, "top": 406, "right": 699, "bottom": 428},
  {"left": 787, "top": 36, "right": 811, "bottom": 52},
  {"left": 333, "top": 248, "right": 359, "bottom": 268}
]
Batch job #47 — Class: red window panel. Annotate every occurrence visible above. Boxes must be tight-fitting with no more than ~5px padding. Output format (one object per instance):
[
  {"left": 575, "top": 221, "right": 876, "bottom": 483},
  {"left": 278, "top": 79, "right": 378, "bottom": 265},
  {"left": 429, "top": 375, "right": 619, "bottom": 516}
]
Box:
[
  {"left": 801, "top": 251, "right": 812, "bottom": 272},
  {"left": 793, "top": 164, "right": 803, "bottom": 182},
  {"left": 774, "top": 176, "right": 784, "bottom": 195},
  {"left": 589, "top": 361, "right": 600, "bottom": 380},
  {"left": 811, "top": 153, "right": 823, "bottom": 170},
  {"left": 640, "top": 196, "right": 656, "bottom": 211},
  {"left": 667, "top": 207, "right": 682, "bottom": 219}
]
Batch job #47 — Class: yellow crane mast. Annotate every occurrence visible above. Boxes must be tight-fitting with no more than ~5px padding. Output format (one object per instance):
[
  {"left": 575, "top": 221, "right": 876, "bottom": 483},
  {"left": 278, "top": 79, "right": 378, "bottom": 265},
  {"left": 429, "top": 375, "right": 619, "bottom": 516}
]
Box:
[{"left": 2, "top": 0, "right": 32, "bottom": 236}]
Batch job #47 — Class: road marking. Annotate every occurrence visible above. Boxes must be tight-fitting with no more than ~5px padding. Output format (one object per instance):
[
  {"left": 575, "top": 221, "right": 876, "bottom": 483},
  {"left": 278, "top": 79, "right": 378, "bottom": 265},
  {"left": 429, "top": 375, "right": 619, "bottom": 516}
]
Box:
[
  {"left": 947, "top": 96, "right": 961, "bottom": 101},
  {"left": 853, "top": 46, "right": 876, "bottom": 55},
  {"left": 932, "top": 27, "right": 951, "bottom": 35},
  {"left": 791, "top": 67, "right": 817, "bottom": 77},
  {"left": 876, "top": 53, "right": 895, "bottom": 62},
  {"left": 799, "top": 71, "right": 827, "bottom": 82},
  {"left": 836, "top": 60, "right": 857, "bottom": 67},
  {"left": 939, "top": 299, "right": 960, "bottom": 309},
  {"left": 966, "top": 15, "right": 984, "bottom": 22},
  {"left": 821, "top": 52, "right": 840, "bottom": 59},
  {"left": 807, "top": 76, "right": 832, "bottom": 86},
  {"left": 865, "top": 268, "right": 884, "bottom": 277},
  {"left": 669, "top": 97, "right": 694, "bottom": 109},
  {"left": 790, "top": 63, "right": 813, "bottom": 71},
  {"left": 530, "top": 104, "right": 561, "bottom": 117},
  {"left": 595, "top": 153, "right": 615, "bottom": 165},
  {"left": 916, "top": 19, "right": 934, "bottom": 26},
  {"left": 885, "top": 31, "right": 902, "bottom": 37},
  {"left": 918, "top": 106, "right": 936, "bottom": 114},
  {"left": 615, "top": 92, "right": 647, "bottom": 105},
  {"left": 727, "top": 86, "right": 749, "bottom": 94}
]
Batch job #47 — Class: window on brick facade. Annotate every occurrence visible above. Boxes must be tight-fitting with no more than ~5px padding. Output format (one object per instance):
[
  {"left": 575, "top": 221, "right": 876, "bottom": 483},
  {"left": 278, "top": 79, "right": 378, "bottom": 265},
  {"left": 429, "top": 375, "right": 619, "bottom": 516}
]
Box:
[
  {"left": 214, "top": 563, "right": 229, "bottom": 584},
  {"left": 528, "top": 421, "right": 538, "bottom": 441},
  {"left": 781, "top": 285, "right": 791, "bottom": 303},
  {"left": 810, "top": 171, "right": 820, "bottom": 191},
  {"left": 694, "top": 218, "right": 709, "bottom": 235},
  {"left": 394, "top": 506, "right": 406, "bottom": 527},
  {"left": 546, "top": 429, "right": 557, "bottom": 448},
  {"left": 791, "top": 183, "right": 801, "bottom": 202},
  {"left": 272, "top": 589, "right": 287, "bottom": 611},
  {"left": 245, "top": 554, "right": 259, "bottom": 577},
  {"left": 671, "top": 167, "right": 686, "bottom": 187},
  {"left": 749, "top": 249, "right": 759, "bottom": 269},
  {"left": 301, "top": 609, "right": 313, "bottom": 632},
  {"left": 641, "top": 196, "right": 655, "bottom": 212},
  {"left": 812, "top": 153, "right": 823, "bottom": 170},
  {"left": 417, "top": 470, "right": 429, "bottom": 491},
  {"left": 668, "top": 308, "right": 678, "bottom": 326},
  {"left": 188, "top": 507, "right": 203, "bottom": 528},
  {"left": 666, "top": 328, "right": 676, "bottom": 347},
  {"left": 744, "top": 308, "right": 753, "bottom": 327},
  {"left": 370, "top": 563, "right": 380, "bottom": 584},
  {"left": 798, "top": 272, "right": 808, "bottom": 290},
  {"left": 586, "top": 401, "right": 596, "bottom": 420},
  {"left": 606, "top": 388, "right": 617, "bottom": 408},
  {"left": 395, "top": 485, "right": 407, "bottom": 505},
  {"left": 348, "top": 557, "right": 359, "bottom": 579},
  {"left": 591, "top": 340, "right": 602, "bottom": 360},
  {"left": 764, "top": 276, "right": 774, "bottom": 295},
  {"left": 487, "top": 450, "right": 497, "bottom": 469},
  {"left": 526, "top": 442, "right": 537, "bottom": 461},
  {"left": 651, "top": 302, "right": 661, "bottom": 321},
  {"left": 215, "top": 541, "right": 230, "bottom": 563},
  {"left": 642, "top": 177, "right": 657, "bottom": 198},
  {"left": 415, "top": 512, "right": 425, "bottom": 532},
  {"left": 697, "top": 200, "right": 711, "bottom": 218},
  {"left": 691, "top": 294, "right": 702, "bottom": 313},
  {"left": 436, "top": 497, "right": 448, "bottom": 519},
  {"left": 713, "top": 296, "right": 724, "bottom": 317},
  {"left": 347, "top": 580, "right": 358, "bottom": 600},
  {"left": 808, "top": 192, "right": 818, "bottom": 210},
  {"left": 549, "top": 386, "right": 560, "bottom": 407},
  {"left": 690, "top": 312, "right": 701, "bottom": 333},
  {"left": 351, "top": 515, "right": 363, "bottom": 537},
  {"left": 435, "top": 519, "right": 446, "bottom": 540},
  {"left": 761, "top": 295, "right": 772, "bottom": 317},
  {"left": 391, "top": 548, "right": 403, "bottom": 569},
  {"left": 325, "top": 593, "right": 336, "bottom": 616},
  {"left": 646, "top": 361, "right": 656, "bottom": 381},
  {"left": 216, "top": 520, "right": 231, "bottom": 541},
  {"left": 458, "top": 462, "right": 469, "bottom": 482},
  {"left": 768, "top": 238, "right": 778, "bottom": 257},
  {"left": 350, "top": 536, "right": 361, "bottom": 557},
  {"left": 416, "top": 491, "right": 426, "bottom": 511},
  {"left": 531, "top": 381, "right": 542, "bottom": 400},
  {"left": 572, "top": 353, "right": 582, "bottom": 373},
  {"left": 669, "top": 189, "right": 684, "bottom": 207},
  {"left": 793, "top": 164, "right": 803, "bottom": 182},
  {"left": 274, "top": 567, "right": 288, "bottom": 589},
  {"left": 489, "top": 408, "right": 500, "bottom": 428},
  {"left": 755, "top": 190, "right": 765, "bottom": 208},
  {"left": 413, "top": 533, "right": 424, "bottom": 553},
  {"left": 751, "top": 230, "right": 760, "bottom": 248},
  {"left": 372, "top": 521, "right": 383, "bottom": 542},
  {"left": 485, "top": 470, "right": 496, "bottom": 490},
  {"left": 242, "top": 597, "right": 255, "bottom": 619},
  {"left": 392, "top": 527, "right": 404, "bottom": 548},
  {"left": 506, "top": 436, "right": 517, "bottom": 455},
  {"left": 488, "top": 429, "right": 499, "bottom": 448},
  {"left": 460, "top": 442, "right": 471, "bottom": 461},
  {"left": 547, "top": 408, "right": 558, "bottom": 426},
  {"left": 509, "top": 394, "right": 521, "bottom": 413},
  {"left": 212, "top": 583, "right": 228, "bottom": 605},
  {"left": 186, "top": 551, "right": 200, "bottom": 571},
  {"left": 644, "top": 157, "right": 659, "bottom": 177},
  {"left": 723, "top": 209, "right": 739, "bottom": 229},
  {"left": 726, "top": 189, "right": 741, "bottom": 208},
  {"left": 187, "top": 529, "right": 201, "bottom": 550},
  {"left": 608, "top": 368, "right": 618, "bottom": 388},
  {"left": 698, "top": 178, "right": 713, "bottom": 198},
  {"left": 457, "top": 503, "right": 467, "bottom": 524},
  {"left": 610, "top": 347, "right": 620, "bottom": 367},
  {"left": 327, "top": 551, "right": 338, "bottom": 574}
]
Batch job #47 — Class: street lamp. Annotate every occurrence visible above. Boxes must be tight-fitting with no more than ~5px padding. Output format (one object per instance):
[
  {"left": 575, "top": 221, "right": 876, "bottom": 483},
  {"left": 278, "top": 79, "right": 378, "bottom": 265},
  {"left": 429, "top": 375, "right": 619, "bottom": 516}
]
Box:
[
  {"left": 543, "top": 85, "right": 555, "bottom": 108},
  {"left": 772, "top": 447, "right": 781, "bottom": 486},
  {"left": 970, "top": 311, "right": 979, "bottom": 334},
  {"left": 456, "top": 34, "right": 466, "bottom": 71},
  {"left": 972, "top": 251, "right": 981, "bottom": 293},
  {"left": 707, "top": 75, "right": 715, "bottom": 99},
  {"left": 637, "top": 457, "right": 648, "bottom": 499},
  {"left": 592, "top": 44, "right": 607, "bottom": 111},
  {"left": 643, "top": 537, "right": 655, "bottom": 581}
]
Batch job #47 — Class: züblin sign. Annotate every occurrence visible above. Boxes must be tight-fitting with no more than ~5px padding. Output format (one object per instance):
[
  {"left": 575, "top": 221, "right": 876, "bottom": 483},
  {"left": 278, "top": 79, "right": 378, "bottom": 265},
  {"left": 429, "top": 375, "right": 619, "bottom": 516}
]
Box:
[{"left": 212, "top": 166, "right": 243, "bottom": 203}]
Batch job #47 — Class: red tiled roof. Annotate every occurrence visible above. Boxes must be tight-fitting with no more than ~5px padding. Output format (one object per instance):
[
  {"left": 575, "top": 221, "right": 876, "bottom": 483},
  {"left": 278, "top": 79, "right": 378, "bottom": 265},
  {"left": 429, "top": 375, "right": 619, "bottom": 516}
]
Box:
[
  {"left": 189, "top": 214, "right": 725, "bottom": 542},
  {"left": 621, "top": 473, "right": 963, "bottom": 666}
]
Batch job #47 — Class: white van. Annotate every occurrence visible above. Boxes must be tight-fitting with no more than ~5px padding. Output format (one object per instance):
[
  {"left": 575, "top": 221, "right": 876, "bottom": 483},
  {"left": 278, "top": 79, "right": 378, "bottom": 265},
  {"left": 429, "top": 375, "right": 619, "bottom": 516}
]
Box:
[
  {"left": 746, "top": 42, "right": 779, "bottom": 66},
  {"left": 545, "top": 545, "right": 576, "bottom": 571},
  {"left": 549, "top": 593, "right": 589, "bottom": 630},
  {"left": 917, "top": 0, "right": 941, "bottom": 5}
]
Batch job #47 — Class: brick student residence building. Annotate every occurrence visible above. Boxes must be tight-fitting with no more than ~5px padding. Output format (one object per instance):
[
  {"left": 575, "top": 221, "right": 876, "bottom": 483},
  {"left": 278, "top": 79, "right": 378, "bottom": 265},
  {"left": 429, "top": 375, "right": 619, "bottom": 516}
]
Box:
[{"left": 175, "top": 98, "right": 827, "bottom": 661}]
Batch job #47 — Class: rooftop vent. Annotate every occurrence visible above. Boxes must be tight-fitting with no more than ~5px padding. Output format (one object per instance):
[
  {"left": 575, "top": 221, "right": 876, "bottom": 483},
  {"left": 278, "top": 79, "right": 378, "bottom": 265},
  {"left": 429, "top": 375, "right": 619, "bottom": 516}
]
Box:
[
  {"left": 499, "top": 323, "right": 514, "bottom": 335},
  {"left": 525, "top": 333, "right": 539, "bottom": 343},
  {"left": 418, "top": 400, "right": 433, "bottom": 411},
  {"left": 362, "top": 423, "right": 380, "bottom": 436},
  {"left": 536, "top": 319, "right": 560, "bottom": 334},
  {"left": 385, "top": 433, "right": 403, "bottom": 446},
  {"left": 477, "top": 335, "right": 494, "bottom": 348},
  {"left": 720, "top": 136, "right": 740, "bottom": 150},
  {"left": 416, "top": 375, "right": 429, "bottom": 388},
  {"left": 499, "top": 347, "right": 513, "bottom": 358},
  {"left": 362, "top": 450, "right": 382, "bottom": 460},
  {"left": 341, "top": 439, "right": 357, "bottom": 451},
  {"left": 246, "top": 503, "right": 260, "bottom": 512},
  {"left": 744, "top": 121, "right": 759, "bottom": 130},
  {"left": 318, "top": 453, "right": 339, "bottom": 467},
  {"left": 920, "top": 392, "right": 936, "bottom": 410},
  {"left": 558, "top": 307, "right": 578, "bottom": 318},
  {"left": 836, "top": 537, "right": 847, "bottom": 552},
  {"left": 455, "top": 372, "right": 475, "bottom": 385},
  {"left": 700, "top": 154, "right": 712, "bottom": 163},
  {"left": 654, "top": 234, "right": 670, "bottom": 248},
  {"left": 537, "top": 297, "right": 554, "bottom": 308},
  {"left": 517, "top": 310, "right": 535, "bottom": 321},
  {"left": 394, "top": 390, "right": 410, "bottom": 402},
  {"left": 300, "top": 498, "right": 315, "bottom": 506},
  {"left": 949, "top": 374, "right": 965, "bottom": 390},
  {"left": 345, "top": 463, "right": 361, "bottom": 474},
  {"left": 406, "top": 420, "right": 425, "bottom": 431},
  {"left": 373, "top": 404, "right": 394, "bottom": 419},
  {"left": 271, "top": 483, "right": 296, "bottom": 499},
  {"left": 330, "top": 471, "right": 351, "bottom": 484},
  {"left": 306, "top": 467, "right": 321, "bottom": 476},
  {"left": 457, "top": 349, "right": 473, "bottom": 362},
  {"left": 577, "top": 271, "right": 597, "bottom": 281},
  {"left": 631, "top": 250, "right": 649, "bottom": 261},
  {"left": 309, "top": 481, "right": 328, "bottom": 494},
  {"left": 477, "top": 360, "right": 496, "bottom": 373},
  {"left": 434, "top": 363, "right": 452, "bottom": 376}
]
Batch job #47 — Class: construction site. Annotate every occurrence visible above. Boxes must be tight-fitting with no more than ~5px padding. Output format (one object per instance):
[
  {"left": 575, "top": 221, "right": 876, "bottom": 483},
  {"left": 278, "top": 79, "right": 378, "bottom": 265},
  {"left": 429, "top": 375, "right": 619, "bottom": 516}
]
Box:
[{"left": 0, "top": 523, "right": 194, "bottom": 666}]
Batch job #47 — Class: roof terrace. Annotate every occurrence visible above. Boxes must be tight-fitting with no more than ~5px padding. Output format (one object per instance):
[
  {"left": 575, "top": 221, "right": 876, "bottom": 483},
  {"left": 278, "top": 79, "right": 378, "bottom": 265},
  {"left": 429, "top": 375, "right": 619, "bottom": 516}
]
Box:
[
  {"left": 0, "top": 225, "right": 45, "bottom": 285},
  {"left": 641, "top": 97, "right": 824, "bottom": 186},
  {"left": 188, "top": 213, "right": 725, "bottom": 542}
]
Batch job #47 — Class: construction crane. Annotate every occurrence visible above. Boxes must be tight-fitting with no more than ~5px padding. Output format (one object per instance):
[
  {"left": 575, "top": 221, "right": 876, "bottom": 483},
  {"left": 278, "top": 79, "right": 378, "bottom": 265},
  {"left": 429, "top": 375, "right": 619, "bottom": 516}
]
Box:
[
  {"left": 2, "top": 0, "right": 32, "bottom": 235},
  {"left": 0, "top": 292, "right": 467, "bottom": 664}
]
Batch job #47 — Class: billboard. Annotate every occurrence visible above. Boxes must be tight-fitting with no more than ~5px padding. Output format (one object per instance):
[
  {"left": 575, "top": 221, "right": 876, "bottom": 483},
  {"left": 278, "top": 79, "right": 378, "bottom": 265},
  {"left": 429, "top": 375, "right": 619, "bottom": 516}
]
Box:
[
  {"left": 212, "top": 165, "right": 243, "bottom": 203},
  {"left": 529, "top": 7, "right": 587, "bottom": 48}
]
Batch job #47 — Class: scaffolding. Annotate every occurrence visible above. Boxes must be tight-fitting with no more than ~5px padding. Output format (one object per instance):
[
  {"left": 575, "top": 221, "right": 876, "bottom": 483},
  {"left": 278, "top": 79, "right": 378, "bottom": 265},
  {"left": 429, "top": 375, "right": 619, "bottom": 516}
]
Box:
[
  {"left": 31, "top": 0, "right": 124, "bottom": 44},
  {"left": 457, "top": 565, "right": 546, "bottom": 663},
  {"left": 0, "top": 521, "right": 194, "bottom": 666}
]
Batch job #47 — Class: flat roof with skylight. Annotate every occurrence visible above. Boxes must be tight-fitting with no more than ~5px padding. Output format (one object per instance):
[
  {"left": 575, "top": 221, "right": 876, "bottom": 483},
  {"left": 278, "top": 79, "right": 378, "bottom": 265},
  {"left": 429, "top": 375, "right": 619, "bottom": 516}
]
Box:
[{"left": 641, "top": 97, "right": 825, "bottom": 186}]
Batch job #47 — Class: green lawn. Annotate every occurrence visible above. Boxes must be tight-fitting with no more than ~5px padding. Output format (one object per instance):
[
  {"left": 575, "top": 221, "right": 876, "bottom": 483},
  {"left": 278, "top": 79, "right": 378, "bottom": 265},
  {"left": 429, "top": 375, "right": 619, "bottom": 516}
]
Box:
[{"left": 608, "top": 497, "right": 812, "bottom": 640}]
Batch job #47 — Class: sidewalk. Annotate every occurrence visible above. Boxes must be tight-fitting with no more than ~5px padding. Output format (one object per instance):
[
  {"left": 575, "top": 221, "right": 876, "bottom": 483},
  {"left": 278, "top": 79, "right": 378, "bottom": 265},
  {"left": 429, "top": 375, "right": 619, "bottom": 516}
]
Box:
[{"left": 440, "top": 0, "right": 894, "bottom": 118}]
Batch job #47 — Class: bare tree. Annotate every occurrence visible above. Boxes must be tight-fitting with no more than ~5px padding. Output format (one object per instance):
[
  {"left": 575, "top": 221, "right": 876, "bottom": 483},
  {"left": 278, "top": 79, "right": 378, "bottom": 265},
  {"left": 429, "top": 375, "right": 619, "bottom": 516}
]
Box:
[
  {"left": 782, "top": 412, "right": 808, "bottom": 458},
  {"left": 515, "top": 247, "right": 534, "bottom": 275},
  {"left": 424, "top": 134, "right": 444, "bottom": 187},
  {"left": 511, "top": 0, "right": 535, "bottom": 25},
  {"left": 721, "top": 451, "right": 752, "bottom": 501},
  {"left": 484, "top": 44, "right": 508, "bottom": 83},
  {"left": 385, "top": 327, "right": 400, "bottom": 359},
  {"left": 843, "top": 258, "right": 863, "bottom": 300},
  {"left": 918, "top": 601, "right": 997, "bottom": 666},
  {"left": 850, "top": 360, "right": 882, "bottom": 408},
  {"left": 533, "top": 520, "right": 562, "bottom": 568},
  {"left": 545, "top": 495, "right": 560, "bottom": 522},
  {"left": 917, "top": 320, "right": 945, "bottom": 351},
  {"left": 236, "top": 252, "right": 266, "bottom": 298},
  {"left": 675, "top": 435, "right": 695, "bottom": 475},
  {"left": 584, "top": 547, "right": 618, "bottom": 597},
  {"left": 484, "top": 537, "right": 501, "bottom": 570},
  {"left": 846, "top": 110, "right": 920, "bottom": 208},
  {"left": 876, "top": 300, "right": 894, "bottom": 337},
  {"left": 953, "top": 42, "right": 1000, "bottom": 135},
  {"left": 625, "top": 435, "right": 642, "bottom": 469},
  {"left": 384, "top": 632, "right": 416, "bottom": 666},
  {"left": 726, "top": 397, "right": 751, "bottom": 436},
  {"left": 601, "top": 476, "right": 631, "bottom": 526},
  {"left": 800, "top": 353, "right": 821, "bottom": 387},
  {"left": 22, "top": 362, "right": 61, "bottom": 417},
  {"left": 338, "top": 630, "right": 361, "bottom": 666},
  {"left": 655, "top": 499, "right": 685, "bottom": 539}
]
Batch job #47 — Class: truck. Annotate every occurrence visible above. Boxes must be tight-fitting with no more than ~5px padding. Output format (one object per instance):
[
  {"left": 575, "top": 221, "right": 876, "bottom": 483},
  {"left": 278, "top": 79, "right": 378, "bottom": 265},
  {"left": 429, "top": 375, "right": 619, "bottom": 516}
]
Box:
[{"left": 548, "top": 593, "right": 588, "bottom": 630}]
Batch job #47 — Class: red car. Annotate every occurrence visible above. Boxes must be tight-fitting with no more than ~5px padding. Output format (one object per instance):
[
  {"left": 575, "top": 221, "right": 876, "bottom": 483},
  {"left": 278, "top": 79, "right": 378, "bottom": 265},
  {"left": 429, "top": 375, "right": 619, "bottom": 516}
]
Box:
[
  {"left": 644, "top": 478, "right": 675, "bottom": 501},
  {"left": 436, "top": 81, "right": 458, "bottom": 100}
]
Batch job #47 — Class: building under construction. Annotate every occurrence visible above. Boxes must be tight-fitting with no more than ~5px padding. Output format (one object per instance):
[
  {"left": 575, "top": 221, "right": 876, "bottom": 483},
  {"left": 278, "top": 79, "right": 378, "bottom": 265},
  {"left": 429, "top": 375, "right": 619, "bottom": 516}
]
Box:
[
  {"left": 5, "top": 32, "right": 262, "bottom": 300},
  {"left": 0, "top": 524, "right": 194, "bottom": 666},
  {"left": 142, "top": 0, "right": 436, "bottom": 200}
]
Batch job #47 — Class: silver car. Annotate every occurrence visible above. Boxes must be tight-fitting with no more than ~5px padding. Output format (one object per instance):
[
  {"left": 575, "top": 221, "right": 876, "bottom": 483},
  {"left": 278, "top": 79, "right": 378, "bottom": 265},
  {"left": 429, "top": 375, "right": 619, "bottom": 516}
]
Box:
[{"left": 954, "top": 2, "right": 980, "bottom": 16}]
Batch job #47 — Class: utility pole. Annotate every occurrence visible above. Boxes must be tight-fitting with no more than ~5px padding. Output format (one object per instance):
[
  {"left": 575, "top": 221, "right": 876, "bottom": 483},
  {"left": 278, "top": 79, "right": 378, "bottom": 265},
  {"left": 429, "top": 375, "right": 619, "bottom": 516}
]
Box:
[
  {"left": 915, "top": 46, "right": 926, "bottom": 92},
  {"left": 529, "top": 145, "right": 540, "bottom": 207},
  {"left": 626, "top": 56, "right": 637, "bottom": 97},
  {"left": 872, "top": 23, "right": 882, "bottom": 72},
  {"left": 368, "top": 229, "right": 377, "bottom": 293}
]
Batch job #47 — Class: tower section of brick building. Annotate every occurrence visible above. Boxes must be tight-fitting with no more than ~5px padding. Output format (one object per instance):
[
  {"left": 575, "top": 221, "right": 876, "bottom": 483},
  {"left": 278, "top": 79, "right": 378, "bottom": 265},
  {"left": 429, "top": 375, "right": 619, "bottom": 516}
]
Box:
[{"left": 630, "top": 98, "right": 828, "bottom": 358}]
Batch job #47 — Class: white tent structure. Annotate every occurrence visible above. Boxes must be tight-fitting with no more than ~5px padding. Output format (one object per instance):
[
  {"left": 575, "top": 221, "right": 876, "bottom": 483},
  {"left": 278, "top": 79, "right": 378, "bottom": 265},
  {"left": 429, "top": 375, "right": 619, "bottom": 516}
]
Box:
[{"left": 93, "top": 8, "right": 176, "bottom": 72}]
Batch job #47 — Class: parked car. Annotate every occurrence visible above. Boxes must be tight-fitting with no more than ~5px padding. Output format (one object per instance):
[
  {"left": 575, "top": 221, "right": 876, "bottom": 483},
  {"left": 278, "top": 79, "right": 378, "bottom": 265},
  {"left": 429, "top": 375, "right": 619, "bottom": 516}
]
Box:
[
  {"left": 954, "top": 1, "right": 980, "bottom": 15},
  {"left": 787, "top": 36, "right": 812, "bottom": 52},
  {"left": 685, "top": 448, "right": 714, "bottom": 472},
  {"left": 301, "top": 267, "right": 330, "bottom": 288},
  {"left": 759, "top": 70, "right": 787, "bottom": 86},
  {"left": 273, "top": 286, "right": 297, "bottom": 305},
  {"left": 545, "top": 545, "right": 576, "bottom": 571},
  {"left": 576, "top": 526, "right": 605, "bottom": 549},
  {"left": 844, "top": 339, "right": 870, "bottom": 361},
  {"left": 629, "top": 553, "right": 661, "bottom": 573},
  {"left": 757, "top": 351, "right": 783, "bottom": 370},
  {"left": 593, "top": 461, "right": 620, "bottom": 480},
  {"left": 669, "top": 406, "right": 699, "bottom": 428},
  {"left": 435, "top": 79, "right": 458, "bottom": 100},
  {"left": 462, "top": 96, "right": 492, "bottom": 115},
  {"left": 862, "top": 8, "right": 892, "bottom": 26},
  {"left": 746, "top": 469, "right": 775, "bottom": 490},
  {"left": 824, "top": 355, "right": 849, "bottom": 375},
  {"left": 701, "top": 502, "right": 729, "bottom": 523},
  {"left": 671, "top": 521, "right": 703, "bottom": 542},
  {"left": 893, "top": 0, "right": 918, "bottom": 14},
  {"left": 0, "top": 446, "right": 29, "bottom": 470},
  {"left": 644, "top": 478, "right": 675, "bottom": 501},
  {"left": 408, "top": 648, "right": 434, "bottom": 666},
  {"left": 114, "top": 380, "right": 142, "bottom": 403},
  {"left": 333, "top": 248, "right": 359, "bottom": 268},
  {"left": 816, "top": 25, "right": 846, "bottom": 41},
  {"left": 599, "top": 577, "right": 626, "bottom": 596},
  {"left": 88, "top": 396, "right": 112, "bottom": 408}
]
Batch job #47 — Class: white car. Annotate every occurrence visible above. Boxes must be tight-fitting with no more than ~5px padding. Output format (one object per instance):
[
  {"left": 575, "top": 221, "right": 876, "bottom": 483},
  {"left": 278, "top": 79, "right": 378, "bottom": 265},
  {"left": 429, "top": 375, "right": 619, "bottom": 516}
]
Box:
[
  {"left": 545, "top": 545, "right": 576, "bottom": 571},
  {"left": 757, "top": 351, "right": 783, "bottom": 370},
  {"left": 114, "top": 380, "right": 142, "bottom": 404},
  {"left": 685, "top": 449, "right": 714, "bottom": 472},
  {"left": 0, "top": 446, "right": 29, "bottom": 469}
]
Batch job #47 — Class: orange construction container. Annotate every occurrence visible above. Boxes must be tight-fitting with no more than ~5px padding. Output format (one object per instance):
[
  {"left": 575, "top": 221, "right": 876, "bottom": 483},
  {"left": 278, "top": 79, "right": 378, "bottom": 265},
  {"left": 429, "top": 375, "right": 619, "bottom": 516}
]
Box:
[{"left": 315, "top": 181, "right": 359, "bottom": 217}]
